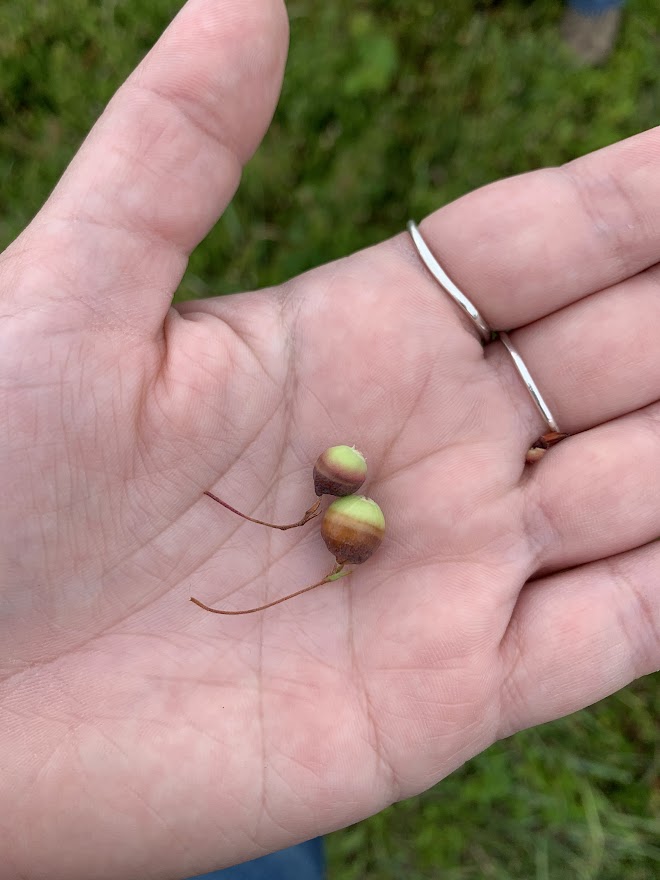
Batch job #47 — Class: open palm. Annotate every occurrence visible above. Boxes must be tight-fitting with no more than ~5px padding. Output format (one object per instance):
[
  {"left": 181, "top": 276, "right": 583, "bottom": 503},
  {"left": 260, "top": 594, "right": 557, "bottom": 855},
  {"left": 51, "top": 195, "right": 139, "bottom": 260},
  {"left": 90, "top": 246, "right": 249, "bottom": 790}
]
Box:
[{"left": 1, "top": 2, "right": 658, "bottom": 878}]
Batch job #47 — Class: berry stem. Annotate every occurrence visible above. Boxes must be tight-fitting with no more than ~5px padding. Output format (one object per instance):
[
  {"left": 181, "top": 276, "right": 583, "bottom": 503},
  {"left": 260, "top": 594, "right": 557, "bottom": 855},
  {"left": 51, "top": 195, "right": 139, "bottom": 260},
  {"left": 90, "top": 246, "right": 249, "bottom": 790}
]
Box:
[
  {"left": 204, "top": 491, "right": 321, "bottom": 530},
  {"left": 190, "top": 563, "right": 350, "bottom": 615}
]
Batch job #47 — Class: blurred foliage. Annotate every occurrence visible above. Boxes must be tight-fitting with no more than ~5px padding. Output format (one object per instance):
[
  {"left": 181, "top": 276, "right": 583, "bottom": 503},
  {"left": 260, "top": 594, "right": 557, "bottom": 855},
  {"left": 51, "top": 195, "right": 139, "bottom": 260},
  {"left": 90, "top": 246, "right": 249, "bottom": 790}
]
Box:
[
  {"left": 329, "top": 680, "right": 660, "bottom": 879},
  {"left": 0, "top": 0, "right": 659, "bottom": 877}
]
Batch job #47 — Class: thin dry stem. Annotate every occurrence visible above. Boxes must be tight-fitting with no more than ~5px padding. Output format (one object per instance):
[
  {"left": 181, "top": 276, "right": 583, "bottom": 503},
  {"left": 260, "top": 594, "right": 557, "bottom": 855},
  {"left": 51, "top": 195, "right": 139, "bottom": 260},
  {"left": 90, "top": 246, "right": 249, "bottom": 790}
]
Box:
[
  {"left": 190, "top": 564, "right": 349, "bottom": 615},
  {"left": 204, "top": 491, "right": 321, "bottom": 530}
]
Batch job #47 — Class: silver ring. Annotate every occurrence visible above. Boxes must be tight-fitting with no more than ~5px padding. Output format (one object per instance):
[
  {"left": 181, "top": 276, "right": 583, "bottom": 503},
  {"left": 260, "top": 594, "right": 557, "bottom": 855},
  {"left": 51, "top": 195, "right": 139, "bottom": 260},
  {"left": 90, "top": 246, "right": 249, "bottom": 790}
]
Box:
[
  {"left": 407, "top": 220, "right": 491, "bottom": 342},
  {"left": 499, "top": 331, "right": 560, "bottom": 433}
]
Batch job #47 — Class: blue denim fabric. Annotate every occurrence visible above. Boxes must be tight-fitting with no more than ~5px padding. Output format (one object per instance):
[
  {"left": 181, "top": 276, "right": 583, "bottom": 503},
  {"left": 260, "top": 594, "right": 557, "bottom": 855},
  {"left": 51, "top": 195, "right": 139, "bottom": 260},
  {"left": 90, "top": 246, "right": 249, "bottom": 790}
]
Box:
[
  {"left": 186, "top": 838, "right": 325, "bottom": 880},
  {"left": 567, "top": 0, "right": 624, "bottom": 13}
]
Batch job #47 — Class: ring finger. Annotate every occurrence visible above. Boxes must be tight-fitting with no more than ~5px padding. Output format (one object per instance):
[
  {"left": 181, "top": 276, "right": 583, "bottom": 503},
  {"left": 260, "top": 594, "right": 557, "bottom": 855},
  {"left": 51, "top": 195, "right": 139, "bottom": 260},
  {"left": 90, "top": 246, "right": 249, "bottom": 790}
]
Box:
[{"left": 486, "top": 261, "right": 660, "bottom": 445}]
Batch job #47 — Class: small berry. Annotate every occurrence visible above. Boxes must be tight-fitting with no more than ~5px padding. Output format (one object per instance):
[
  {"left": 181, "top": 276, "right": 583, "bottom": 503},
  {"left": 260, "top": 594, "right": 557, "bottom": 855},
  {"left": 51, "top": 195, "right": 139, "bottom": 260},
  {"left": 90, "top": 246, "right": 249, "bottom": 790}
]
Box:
[{"left": 313, "top": 445, "right": 367, "bottom": 497}]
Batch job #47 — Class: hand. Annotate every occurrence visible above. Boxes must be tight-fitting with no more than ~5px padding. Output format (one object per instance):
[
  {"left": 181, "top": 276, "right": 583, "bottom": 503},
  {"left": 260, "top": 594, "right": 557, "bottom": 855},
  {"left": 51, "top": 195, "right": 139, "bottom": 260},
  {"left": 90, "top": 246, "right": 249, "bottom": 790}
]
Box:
[{"left": 1, "top": 1, "right": 658, "bottom": 878}]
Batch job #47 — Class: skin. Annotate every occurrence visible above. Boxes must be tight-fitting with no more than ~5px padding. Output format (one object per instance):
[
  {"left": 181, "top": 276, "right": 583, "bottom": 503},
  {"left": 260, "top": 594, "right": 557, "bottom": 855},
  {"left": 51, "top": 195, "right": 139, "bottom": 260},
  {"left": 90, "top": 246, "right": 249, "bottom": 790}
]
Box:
[{"left": 0, "top": 1, "right": 659, "bottom": 878}]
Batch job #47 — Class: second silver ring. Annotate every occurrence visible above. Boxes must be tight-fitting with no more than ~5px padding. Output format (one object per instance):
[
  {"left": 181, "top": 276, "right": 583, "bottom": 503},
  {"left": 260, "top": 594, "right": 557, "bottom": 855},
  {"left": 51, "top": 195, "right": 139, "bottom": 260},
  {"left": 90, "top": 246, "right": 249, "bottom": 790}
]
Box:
[
  {"left": 499, "top": 331, "right": 560, "bottom": 434},
  {"left": 407, "top": 220, "right": 492, "bottom": 342}
]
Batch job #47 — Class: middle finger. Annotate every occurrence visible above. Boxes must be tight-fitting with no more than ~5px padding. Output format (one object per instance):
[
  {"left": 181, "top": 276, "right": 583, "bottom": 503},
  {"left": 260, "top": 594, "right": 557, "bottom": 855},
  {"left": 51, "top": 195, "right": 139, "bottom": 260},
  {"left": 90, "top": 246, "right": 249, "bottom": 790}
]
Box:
[{"left": 417, "top": 125, "right": 660, "bottom": 331}]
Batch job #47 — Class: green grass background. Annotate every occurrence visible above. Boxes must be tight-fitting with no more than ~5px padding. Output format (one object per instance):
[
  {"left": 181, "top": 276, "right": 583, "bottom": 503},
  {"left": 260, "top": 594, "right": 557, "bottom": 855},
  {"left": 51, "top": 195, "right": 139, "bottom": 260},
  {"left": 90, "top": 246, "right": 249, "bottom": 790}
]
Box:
[{"left": 1, "top": 0, "right": 658, "bottom": 877}]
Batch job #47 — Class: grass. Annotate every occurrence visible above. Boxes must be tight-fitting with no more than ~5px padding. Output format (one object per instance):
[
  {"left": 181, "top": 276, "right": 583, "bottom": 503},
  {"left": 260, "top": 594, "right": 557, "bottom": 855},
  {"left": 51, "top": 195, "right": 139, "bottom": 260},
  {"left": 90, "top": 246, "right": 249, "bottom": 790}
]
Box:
[{"left": 1, "top": 0, "right": 659, "bottom": 877}]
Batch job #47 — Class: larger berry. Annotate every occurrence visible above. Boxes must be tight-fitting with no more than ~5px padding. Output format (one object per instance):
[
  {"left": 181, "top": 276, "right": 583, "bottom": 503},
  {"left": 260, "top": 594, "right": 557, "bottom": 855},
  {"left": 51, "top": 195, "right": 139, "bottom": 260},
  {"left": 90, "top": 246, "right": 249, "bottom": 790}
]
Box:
[{"left": 321, "top": 495, "right": 385, "bottom": 565}]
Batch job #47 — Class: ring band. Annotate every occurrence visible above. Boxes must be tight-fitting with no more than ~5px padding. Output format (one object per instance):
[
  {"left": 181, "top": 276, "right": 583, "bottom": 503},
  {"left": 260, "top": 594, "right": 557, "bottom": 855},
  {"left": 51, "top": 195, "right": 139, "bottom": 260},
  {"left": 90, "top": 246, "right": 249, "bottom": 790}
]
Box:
[
  {"left": 499, "top": 331, "right": 560, "bottom": 433},
  {"left": 407, "top": 220, "right": 492, "bottom": 342}
]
